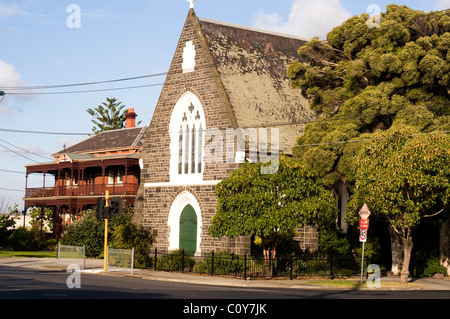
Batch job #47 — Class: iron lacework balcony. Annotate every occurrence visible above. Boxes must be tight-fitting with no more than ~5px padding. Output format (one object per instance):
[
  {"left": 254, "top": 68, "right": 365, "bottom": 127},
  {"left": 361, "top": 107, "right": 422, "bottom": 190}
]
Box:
[{"left": 25, "top": 183, "right": 139, "bottom": 199}]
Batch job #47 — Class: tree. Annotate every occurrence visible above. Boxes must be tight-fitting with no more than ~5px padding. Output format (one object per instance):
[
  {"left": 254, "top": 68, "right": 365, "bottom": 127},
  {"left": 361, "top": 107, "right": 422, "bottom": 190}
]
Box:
[
  {"left": 29, "top": 207, "right": 53, "bottom": 240},
  {"left": 288, "top": 5, "right": 449, "bottom": 189},
  {"left": 0, "top": 205, "right": 19, "bottom": 246},
  {"left": 287, "top": 5, "right": 450, "bottom": 273},
  {"left": 87, "top": 97, "right": 128, "bottom": 134},
  {"left": 61, "top": 209, "right": 105, "bottom": 257},
  {"left": 209, "top": 155, "right": 337, "bottom": 262},
  {"left": 346, "top": 127, "right": 450, "bottom": 282}
]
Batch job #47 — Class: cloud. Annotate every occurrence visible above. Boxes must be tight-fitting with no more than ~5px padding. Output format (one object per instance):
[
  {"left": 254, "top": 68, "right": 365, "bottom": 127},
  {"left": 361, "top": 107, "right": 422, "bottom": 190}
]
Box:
[
  {"left": 0, "top": 59, "right": 28, "bottom": 116},
  {"left": 434, "top": 0, "right": 450, "bottom": 10},
  {"left": 0, "top": 3, "right": 25, "bottom": 17},
  {"left": 253, "top": 0, "right": 351, "bottom": 40},
  {"left": 0, "top": 60, "right": 25, "bottom": 88}
]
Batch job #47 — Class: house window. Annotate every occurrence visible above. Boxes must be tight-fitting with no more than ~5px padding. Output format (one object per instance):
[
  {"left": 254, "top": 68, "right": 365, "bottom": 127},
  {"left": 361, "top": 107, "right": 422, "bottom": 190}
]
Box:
[
  {"left": 108, "top": 171, "right": 114, "bottom": 184},
  {"left": 65, "top": 171, "right": 71, "bottom": 186},
  {"left": 169, "top": 92, "right": 206, "bottom": 183},
  {"left": 117, "top": 170, "right": 123, "bottom": 184},
  {"left": 107, "top": 169, "right": 124, "bottom": 184}
]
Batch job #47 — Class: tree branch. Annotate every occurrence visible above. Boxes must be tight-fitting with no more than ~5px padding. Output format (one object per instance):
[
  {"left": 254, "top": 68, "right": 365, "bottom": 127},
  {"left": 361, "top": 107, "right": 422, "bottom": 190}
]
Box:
[{"left": 423, "top": 207, "right": 445, "bottom": 218}]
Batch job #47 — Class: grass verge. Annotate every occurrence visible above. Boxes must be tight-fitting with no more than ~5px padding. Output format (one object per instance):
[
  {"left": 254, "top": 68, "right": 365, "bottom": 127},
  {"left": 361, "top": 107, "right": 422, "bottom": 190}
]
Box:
[
  {"left": 305, "top": 279, "right": 423, "bottom": 288},
  {"left": 0, "top": 250, "right": 56, "bottom": 258}
]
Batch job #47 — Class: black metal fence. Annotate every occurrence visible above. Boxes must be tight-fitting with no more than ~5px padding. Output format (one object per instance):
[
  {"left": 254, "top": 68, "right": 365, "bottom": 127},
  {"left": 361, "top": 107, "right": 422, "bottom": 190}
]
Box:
[{"left": 149, "top": 249, "right": 369, "bottom": 280}]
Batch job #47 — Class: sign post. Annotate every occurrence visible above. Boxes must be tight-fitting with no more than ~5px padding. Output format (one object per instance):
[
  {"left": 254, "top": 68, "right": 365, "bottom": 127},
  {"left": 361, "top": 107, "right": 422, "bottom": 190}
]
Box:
[{"left": 358, "top": 203, "right": 371, "bottom": 283}]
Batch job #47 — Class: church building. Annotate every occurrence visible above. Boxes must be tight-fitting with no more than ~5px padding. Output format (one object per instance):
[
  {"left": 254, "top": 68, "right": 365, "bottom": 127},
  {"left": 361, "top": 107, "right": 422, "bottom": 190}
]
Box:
[{"left": 134, "top": 4, "right": 317, "bottom": 256}]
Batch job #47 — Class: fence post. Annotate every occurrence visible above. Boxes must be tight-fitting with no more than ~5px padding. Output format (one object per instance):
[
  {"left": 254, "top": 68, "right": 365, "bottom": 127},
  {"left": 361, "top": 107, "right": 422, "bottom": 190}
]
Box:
[
  {"left": 154, "top": 248, "right": 157, "bottom": 271},
  {"left": 57, "top": 242, "right": 60, "bottom": 265},
  {"left": 366, "top": 256, "right": 369, "bottom": 280},
  {"left": 330, "top": 254, "right": 334, "bottom": 280},
  {"left": 290, "top": 256, "right": 293, "bottom": 280},
  {"left": 106, "top": 247, "right": 109, "bottom": 272},
  {"left": 211, "top": 251, "right": 214, "bottom": 276},
  {"left": 244, "top": 254, "right": 247, "bottom": 280},
  {"left": 131, "top": 247, "right": 135, "bottom": 276},
  {"left": 181, "top": 250, "right": 185, "bottom": 273},
  {"left": 83, "top": 245, "right": 86, "bottom": 269}
]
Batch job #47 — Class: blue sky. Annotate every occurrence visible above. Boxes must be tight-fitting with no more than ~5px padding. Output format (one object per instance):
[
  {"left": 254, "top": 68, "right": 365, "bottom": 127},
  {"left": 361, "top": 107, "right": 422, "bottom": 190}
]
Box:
[{"left": 0, "top": 0, "right": 448, "bottom": 210}]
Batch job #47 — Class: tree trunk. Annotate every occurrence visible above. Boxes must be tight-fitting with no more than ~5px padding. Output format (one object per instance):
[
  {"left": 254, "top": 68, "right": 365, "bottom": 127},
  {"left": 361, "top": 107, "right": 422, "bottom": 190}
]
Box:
[
  {"left": 263, "top": 247, "right": 277, "bottom": 277},
  {"left": 389, "top": 225, "right": 403, "bottom": 275},
  {"left": 400, "top": 230, "right": 414, "bottom": 283},
  {"left": 440, "top": 217, "right": 450, "bottom": 276}
]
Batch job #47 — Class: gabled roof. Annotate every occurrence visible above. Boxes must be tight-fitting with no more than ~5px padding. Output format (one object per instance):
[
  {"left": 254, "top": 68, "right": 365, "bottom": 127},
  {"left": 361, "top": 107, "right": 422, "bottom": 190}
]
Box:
[
  {"left": 52, "top": 126, "right": 148, "bottom": 158},
  {"left": 196, "top": 16, "right": 316, "bottom": 154}
]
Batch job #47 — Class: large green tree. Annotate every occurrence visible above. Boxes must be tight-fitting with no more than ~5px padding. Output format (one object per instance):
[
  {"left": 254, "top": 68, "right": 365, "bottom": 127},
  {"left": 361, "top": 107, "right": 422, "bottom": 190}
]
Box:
[
  {"left": 287, "top": 4, "right": 450, "bottom": 274},
  {"left": 209, "top": 155, "right": 337, "bottom": 259},
  {"left": 346, "top": 127, "right": 449, "bottom": 282},
  {"left": 288, "top": 5, "right": 449, "bottom": 188},
  {"left": 87, "top": 97, "right": 128, "bottom": 134}
]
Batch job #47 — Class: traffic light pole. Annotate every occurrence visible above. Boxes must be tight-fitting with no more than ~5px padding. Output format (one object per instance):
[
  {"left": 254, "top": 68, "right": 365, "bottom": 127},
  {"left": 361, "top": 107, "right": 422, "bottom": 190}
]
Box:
[{"left": 103, "top": 191, "right": 110, "bottom": 272}]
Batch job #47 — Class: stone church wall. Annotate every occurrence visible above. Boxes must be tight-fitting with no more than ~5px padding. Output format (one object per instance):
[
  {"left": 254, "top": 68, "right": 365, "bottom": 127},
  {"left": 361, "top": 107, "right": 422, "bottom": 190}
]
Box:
[{"left": 136, "top": 12, "right": 250, "bottom": 255}]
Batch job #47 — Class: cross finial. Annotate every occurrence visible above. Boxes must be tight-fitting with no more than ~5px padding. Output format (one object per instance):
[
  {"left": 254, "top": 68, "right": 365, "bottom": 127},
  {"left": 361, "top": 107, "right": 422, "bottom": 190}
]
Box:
[{"left": 187, "top": 0, "right": 195, "bottom": 9}]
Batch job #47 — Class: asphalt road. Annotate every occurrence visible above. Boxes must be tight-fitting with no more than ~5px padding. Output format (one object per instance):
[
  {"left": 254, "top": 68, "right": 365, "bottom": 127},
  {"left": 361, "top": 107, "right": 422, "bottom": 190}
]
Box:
[{"left": 0, "top": 265, "right": 448, "bottom": 316}]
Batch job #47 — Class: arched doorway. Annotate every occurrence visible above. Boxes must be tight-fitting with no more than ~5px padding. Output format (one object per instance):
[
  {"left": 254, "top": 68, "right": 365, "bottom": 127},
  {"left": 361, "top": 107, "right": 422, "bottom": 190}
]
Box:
[
  {"left": 167, "top": 191, "right": 202, "bottom": 255},
  {"left": 179, "top": 204, "right": 197, "bottom": 256}
]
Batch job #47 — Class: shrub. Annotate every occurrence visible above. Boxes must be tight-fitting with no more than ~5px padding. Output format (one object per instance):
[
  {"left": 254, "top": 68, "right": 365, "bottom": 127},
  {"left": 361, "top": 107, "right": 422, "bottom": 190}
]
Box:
[
  {"left": 7, "top": 227, "right": 31, "bottom": 251},
  {"left": 414, "top": 255, "right": 448, "bottom": 278},
  {"left": 61, "top": 209, "right": 104, "bottom": 257},
  {"left": 0, "top": 206, "right": 19, "bottom": 247},
  {"left": 194, "top": 251, "right": 246, "bottom": 275},
  {"left": 156, "top": 249, "right": 195, "bottom": 272},
  {"left": 111, "top": 213, "right": 153, "bottom": 269}
]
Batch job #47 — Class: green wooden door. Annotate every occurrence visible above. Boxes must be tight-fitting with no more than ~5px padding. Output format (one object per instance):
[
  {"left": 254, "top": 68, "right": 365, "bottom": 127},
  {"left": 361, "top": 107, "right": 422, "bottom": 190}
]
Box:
[{"left": 179, "top": 204, "right": 197, "bottom": 256}]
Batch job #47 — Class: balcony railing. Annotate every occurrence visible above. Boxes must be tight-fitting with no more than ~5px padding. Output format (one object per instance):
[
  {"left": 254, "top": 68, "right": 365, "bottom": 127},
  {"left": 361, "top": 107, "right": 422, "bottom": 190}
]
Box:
[{"left": 25, "top": 183, "right": 139, "bottom": 199}]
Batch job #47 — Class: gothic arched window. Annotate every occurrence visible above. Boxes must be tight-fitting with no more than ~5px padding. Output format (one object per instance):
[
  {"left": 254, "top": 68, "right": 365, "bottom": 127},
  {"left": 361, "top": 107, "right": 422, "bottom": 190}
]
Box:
[{"left": 169, "top": 92, "right": 205, "bottom": 183}]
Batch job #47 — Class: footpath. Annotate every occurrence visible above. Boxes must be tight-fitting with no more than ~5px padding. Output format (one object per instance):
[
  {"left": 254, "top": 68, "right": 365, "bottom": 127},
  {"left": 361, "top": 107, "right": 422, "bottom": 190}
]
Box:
[{"left": 1, "top": 256, "right": 450, "bottom": 291}]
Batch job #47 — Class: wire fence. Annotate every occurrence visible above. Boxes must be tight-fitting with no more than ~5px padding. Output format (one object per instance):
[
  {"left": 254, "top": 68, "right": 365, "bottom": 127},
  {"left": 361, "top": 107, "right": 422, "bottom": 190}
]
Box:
[
  {"left": 57, "top": 243, "right": 85, "bottom": 269},
  {"left": 106, "top": 247, "right": 135, "bottom": 275},
  {"left": 149, "top": 249, "right": 369, "bottom": 280}
]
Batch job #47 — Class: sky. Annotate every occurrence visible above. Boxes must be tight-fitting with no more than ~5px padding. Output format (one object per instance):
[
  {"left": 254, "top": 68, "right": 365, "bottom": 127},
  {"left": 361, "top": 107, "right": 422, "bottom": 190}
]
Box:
[{"left": 0, "top": 0, "right": 448, "bottom": 210}]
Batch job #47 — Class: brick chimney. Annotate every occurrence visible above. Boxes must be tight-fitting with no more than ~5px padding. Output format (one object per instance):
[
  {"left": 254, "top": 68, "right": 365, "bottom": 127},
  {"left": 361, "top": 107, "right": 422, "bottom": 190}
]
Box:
[{"left": 125, "top": 108, "right": 137, "bottom": 128}]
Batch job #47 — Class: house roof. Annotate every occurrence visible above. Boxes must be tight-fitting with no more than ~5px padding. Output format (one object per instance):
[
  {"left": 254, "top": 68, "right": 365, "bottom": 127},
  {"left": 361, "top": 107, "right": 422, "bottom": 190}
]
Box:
[
  {"left": 52, "top": 126, "right": 148, "bottom": 157},
  {"left": 197, "top": 16, "right": 316, "bottom": 154}
]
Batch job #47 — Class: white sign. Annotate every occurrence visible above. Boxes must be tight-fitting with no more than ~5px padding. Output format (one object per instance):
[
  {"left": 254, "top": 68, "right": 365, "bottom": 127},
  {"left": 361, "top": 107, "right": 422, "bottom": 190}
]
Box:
[
  {"left": 359, "top": 229, "right": 367, "bottom": 242},
  {"left": 358, "top": 203, "right": 371, "bottom": 219}
]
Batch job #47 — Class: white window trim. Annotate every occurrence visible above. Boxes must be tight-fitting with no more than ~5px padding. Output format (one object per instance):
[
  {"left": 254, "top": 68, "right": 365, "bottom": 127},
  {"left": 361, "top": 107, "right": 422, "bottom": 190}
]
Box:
[
  {"left": 167, "top": 191, "right": 202, "bottom": 256},
  {"left": 169, "top": 91, "right": 206, "bottom": 184}
]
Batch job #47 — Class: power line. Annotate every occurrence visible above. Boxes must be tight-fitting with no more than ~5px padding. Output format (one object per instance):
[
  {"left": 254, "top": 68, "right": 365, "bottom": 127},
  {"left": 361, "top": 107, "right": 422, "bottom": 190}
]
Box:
[
  {"left": 1, "top": 72, "right": 168, "bottom": 90},
  {"left": 0, "top": 138, "right": 53, "bottom": 161},
  {"left": 5, "top": 82, "right": 165, "bottom": 95},
  {"left": 0, "top": 128, "right": 90, "bottom": 136},
  {"left": 0, "top": 169, "right": 25, "bottom": 175},
  {"left": 0, "top": 187, "right": 24, "bottom": 193},
  {"left": 0, "top": 143, "right": 40, "bottom": 164}
]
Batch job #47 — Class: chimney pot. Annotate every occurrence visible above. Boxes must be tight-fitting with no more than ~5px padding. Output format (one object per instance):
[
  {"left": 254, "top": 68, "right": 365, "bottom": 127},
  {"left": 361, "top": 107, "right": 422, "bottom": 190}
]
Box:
[{"left": 126, "top": 108, "right": 137, "bottom": 128}]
